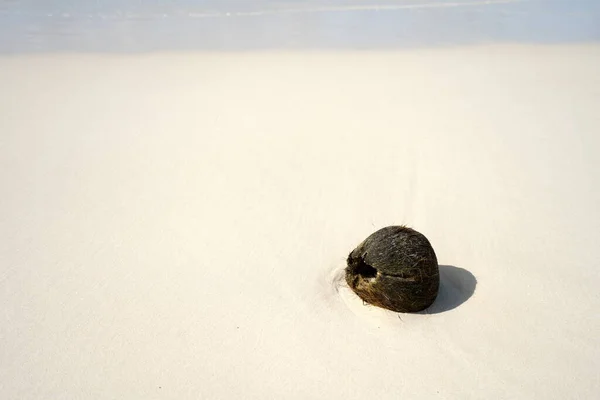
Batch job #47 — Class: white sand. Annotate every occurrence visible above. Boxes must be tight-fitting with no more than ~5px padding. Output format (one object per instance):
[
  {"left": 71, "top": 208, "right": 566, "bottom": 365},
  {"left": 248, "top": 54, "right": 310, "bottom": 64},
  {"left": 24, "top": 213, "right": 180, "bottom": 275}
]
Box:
[{"left": 1, "top": 46, "right": 599, "bottom": 399}]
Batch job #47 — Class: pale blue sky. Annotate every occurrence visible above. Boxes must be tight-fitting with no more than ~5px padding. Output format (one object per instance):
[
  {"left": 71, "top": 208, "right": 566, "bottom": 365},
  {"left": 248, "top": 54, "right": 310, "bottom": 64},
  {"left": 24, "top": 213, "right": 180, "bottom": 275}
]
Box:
[{"left": 0, "top": 0, "right": 598, "bottom": 52}]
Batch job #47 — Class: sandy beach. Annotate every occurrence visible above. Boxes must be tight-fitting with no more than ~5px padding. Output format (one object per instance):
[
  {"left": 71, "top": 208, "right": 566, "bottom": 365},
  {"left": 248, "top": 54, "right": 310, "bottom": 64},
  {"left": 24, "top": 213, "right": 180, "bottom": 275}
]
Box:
[{"left": 2, "top": 44, "right": 599, "bottom": 398}]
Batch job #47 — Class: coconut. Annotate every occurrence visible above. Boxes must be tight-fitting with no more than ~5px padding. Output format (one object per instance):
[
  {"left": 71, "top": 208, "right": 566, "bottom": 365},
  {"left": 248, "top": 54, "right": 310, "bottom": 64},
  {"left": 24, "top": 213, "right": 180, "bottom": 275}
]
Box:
[{"left": 346, "top": 226, "right": 439, "bottom": 313}]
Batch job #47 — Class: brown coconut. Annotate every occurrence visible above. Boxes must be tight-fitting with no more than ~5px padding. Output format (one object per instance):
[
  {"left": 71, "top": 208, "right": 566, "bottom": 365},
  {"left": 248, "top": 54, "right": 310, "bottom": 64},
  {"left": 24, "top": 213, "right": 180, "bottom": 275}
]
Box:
[{"left": 346, "top": 226, "right": 439, "bottom": 313}]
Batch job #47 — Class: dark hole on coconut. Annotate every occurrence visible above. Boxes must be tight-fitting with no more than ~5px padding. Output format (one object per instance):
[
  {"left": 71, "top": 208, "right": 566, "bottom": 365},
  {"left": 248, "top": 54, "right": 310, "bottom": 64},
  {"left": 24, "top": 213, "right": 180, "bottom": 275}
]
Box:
[{"left": 353, "top": 257, "right": 377, "bottom": 279}]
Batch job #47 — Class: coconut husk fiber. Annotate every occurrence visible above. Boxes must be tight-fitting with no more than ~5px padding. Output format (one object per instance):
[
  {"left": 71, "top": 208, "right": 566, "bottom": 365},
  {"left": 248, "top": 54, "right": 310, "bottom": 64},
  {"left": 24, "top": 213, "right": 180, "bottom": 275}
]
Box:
[{"left": 346, "top": 226, "right": 439, "bottom": 313}]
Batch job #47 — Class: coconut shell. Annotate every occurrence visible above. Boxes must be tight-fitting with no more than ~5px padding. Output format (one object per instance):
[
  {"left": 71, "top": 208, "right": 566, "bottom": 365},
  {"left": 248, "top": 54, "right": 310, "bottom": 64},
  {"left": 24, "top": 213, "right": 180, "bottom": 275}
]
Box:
[{"left": 346, "top": 226, "right": 439, "bottom": 313}]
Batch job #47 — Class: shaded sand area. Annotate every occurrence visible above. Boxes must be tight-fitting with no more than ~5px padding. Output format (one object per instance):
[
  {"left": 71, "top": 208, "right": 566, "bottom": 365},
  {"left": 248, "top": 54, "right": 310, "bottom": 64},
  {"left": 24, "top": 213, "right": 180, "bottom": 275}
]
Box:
[{"left": 1, "top": 46, "right": 600, "bottom": 398}]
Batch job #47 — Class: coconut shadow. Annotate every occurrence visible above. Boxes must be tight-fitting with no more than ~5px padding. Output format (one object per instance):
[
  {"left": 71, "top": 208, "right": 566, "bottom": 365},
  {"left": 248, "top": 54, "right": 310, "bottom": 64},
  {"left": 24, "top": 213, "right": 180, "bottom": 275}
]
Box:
[{"left": 420, "top": 265, "right": 477, "bottom": 314}]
